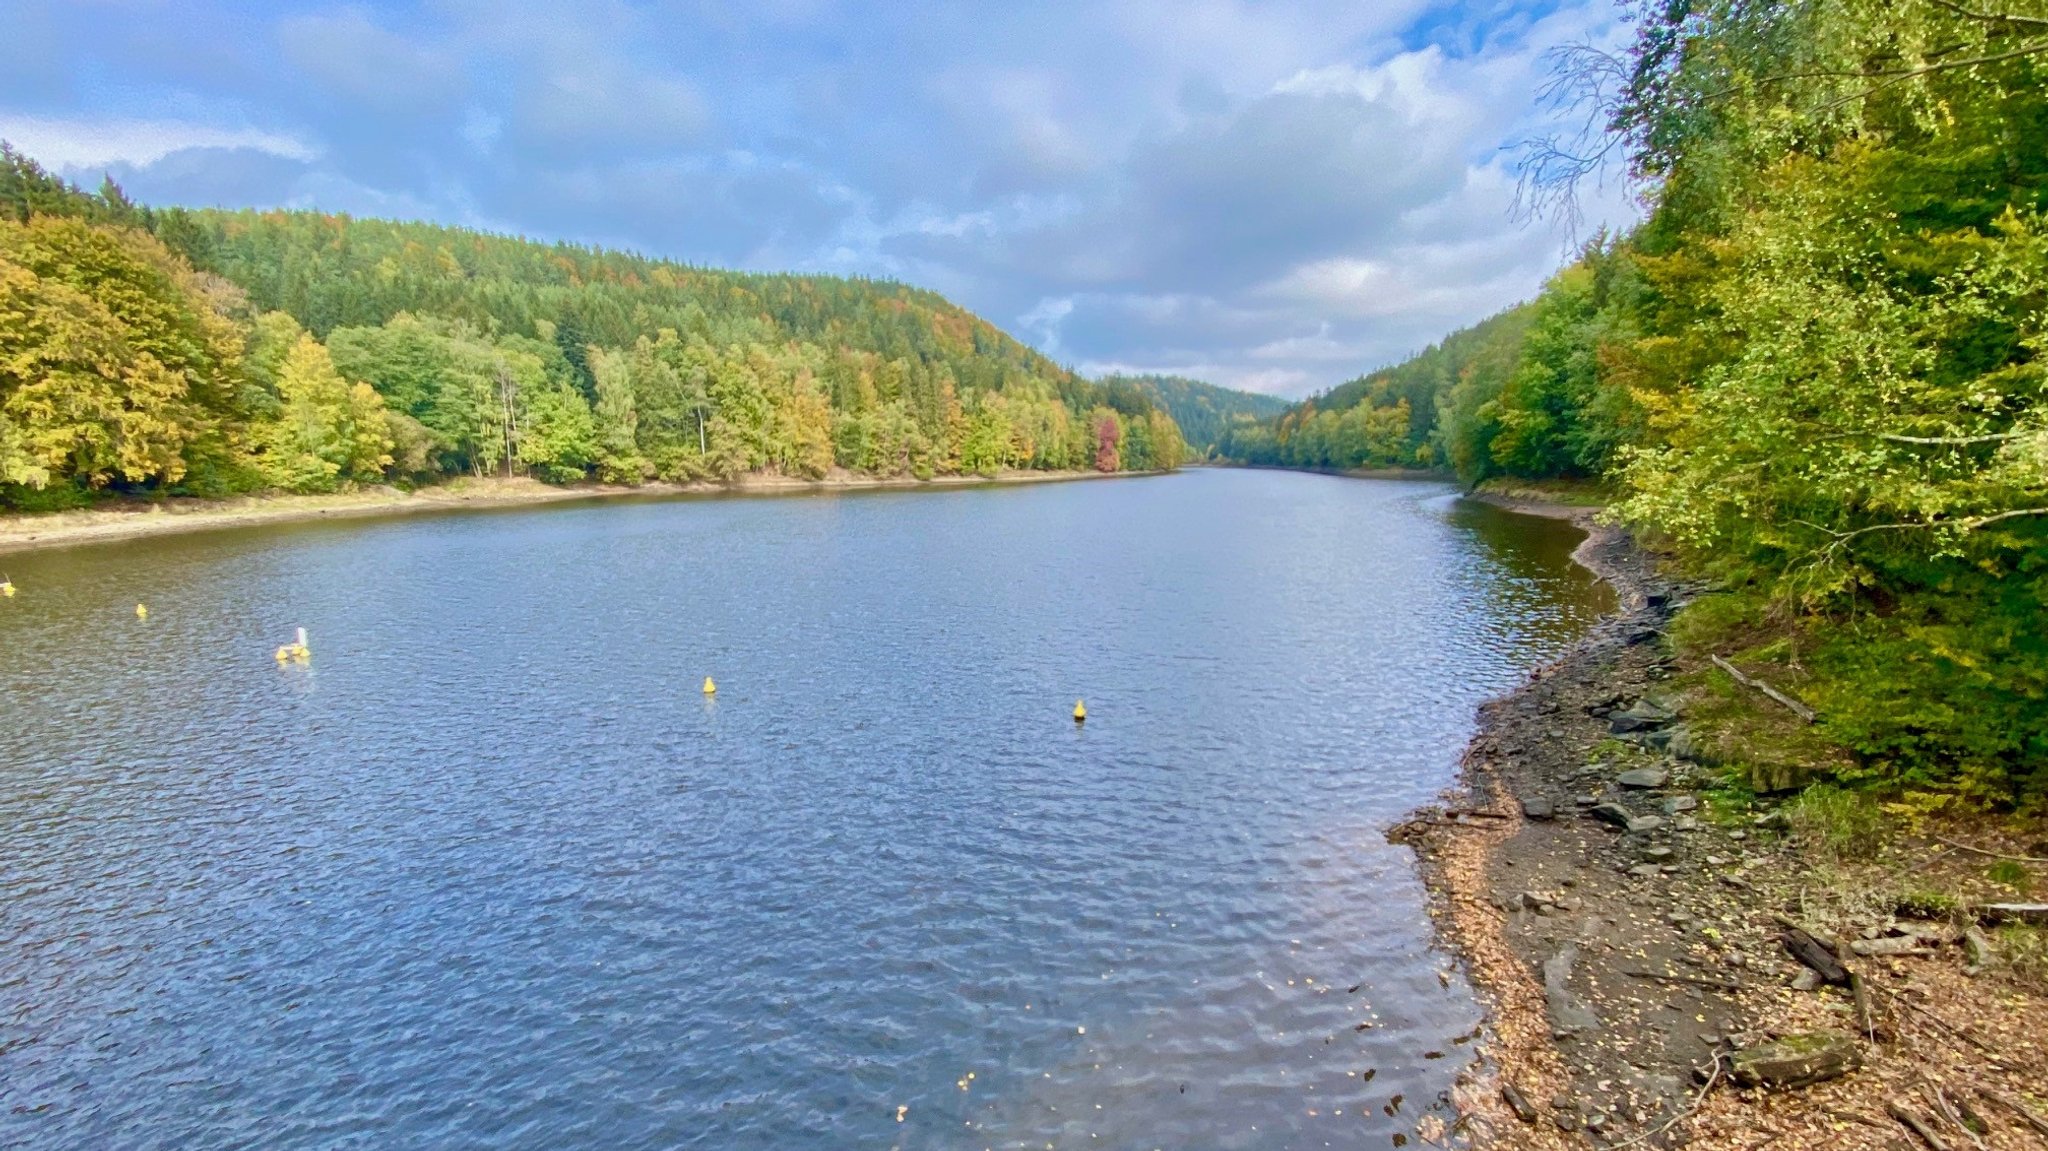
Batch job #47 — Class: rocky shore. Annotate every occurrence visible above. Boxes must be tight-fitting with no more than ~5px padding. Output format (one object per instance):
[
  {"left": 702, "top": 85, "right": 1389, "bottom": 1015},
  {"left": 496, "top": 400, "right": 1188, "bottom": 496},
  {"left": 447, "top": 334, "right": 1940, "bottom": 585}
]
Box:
[{"left": 1398, "top": 511, "right": 2048, "bottom": 1149}]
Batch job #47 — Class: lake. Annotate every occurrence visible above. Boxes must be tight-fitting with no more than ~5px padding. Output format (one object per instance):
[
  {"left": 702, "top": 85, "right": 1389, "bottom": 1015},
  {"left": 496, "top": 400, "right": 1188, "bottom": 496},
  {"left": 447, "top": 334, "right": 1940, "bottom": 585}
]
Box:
[{"left": 0, "top": 469, "right": 1607, "bottom": 1150}]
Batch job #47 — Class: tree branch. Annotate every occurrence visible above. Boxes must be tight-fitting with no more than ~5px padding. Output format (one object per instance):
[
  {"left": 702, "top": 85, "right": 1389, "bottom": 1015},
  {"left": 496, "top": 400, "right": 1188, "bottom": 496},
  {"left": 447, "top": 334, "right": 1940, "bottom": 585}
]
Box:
[
  {"left": 1878, "top": 431, "right": 2028, "bottom": 445},
  {"left": 1926, "top": 0, "right": 2048, "bottom": 32}
]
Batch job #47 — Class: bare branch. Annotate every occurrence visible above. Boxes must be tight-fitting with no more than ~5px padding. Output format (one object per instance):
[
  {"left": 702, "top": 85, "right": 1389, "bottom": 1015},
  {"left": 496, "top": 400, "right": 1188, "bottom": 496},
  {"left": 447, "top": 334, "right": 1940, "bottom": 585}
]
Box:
[{"left": 1878, "top": 431, "right": 2029, "bottom": 445}]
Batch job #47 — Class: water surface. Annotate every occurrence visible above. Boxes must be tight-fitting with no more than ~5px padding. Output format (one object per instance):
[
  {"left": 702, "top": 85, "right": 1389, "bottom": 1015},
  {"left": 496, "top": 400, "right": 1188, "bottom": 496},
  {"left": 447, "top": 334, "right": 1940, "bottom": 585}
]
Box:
[{"left": 0, "top": 469, "right": 1607, "bottom": 1149}]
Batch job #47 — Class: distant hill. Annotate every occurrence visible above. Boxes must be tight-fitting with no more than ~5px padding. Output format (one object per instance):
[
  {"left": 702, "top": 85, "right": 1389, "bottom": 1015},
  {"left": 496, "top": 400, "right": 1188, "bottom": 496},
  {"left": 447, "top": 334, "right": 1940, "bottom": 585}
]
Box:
[
  {"left": 0, "top": 144, "right": 1185, "bottom": 507},
  {"left": 1217, "top": 305, "right": 1534, "bottom": 474},
  {"left": 1105, "top": 375, "right": 1289, "bottom": 456}
]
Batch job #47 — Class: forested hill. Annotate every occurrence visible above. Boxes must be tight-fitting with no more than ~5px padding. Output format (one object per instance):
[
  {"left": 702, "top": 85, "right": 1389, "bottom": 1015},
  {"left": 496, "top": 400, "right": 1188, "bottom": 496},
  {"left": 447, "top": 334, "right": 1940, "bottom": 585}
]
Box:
[
  {"left": 1105, "top": 375, "right": 1288, "bottom": 456},
  {"left": 0, "top": 146, "right": 1184, "bottom": 509},
  {"left": 1228, "top": 0, "right": 2048, "bottom": 806},
  {"left": 1218, "top": 306, "right": 1533, "bottom": 473}
]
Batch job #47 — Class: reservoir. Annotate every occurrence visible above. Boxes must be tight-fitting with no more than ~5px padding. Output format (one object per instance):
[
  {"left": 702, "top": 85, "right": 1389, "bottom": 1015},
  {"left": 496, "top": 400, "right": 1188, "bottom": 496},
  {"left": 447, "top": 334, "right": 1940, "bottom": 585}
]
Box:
[{"left": 0, "top": 468, "right": 1608, "bottom": 1149}]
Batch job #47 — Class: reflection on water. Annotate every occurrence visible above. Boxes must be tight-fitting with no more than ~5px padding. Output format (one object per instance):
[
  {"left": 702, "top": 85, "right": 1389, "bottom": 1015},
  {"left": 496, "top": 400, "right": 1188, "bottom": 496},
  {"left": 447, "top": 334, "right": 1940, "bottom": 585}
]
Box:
[{"left": 0, "top": 469, "right": 1606, "bottom": 1150}]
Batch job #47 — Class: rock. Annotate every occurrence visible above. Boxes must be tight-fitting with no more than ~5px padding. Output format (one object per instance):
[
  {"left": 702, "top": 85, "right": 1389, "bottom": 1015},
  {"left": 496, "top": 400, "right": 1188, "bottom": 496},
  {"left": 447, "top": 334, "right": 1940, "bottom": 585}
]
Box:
[
  {"left": 1588, "top": 803, "right": 1634, "bottom": 829},
  {"left": 1644, "top": 846, "right": 1675, "bottom": 861},
  {"left": 1543, "top": 946, "right": 1600, "bottom": 1034},
  {"left": 1501, "top": 1083, "right": 1540, "bottom": 1124},
  {"left": 1610, "top": 702, "right": 1677, "bottom": 735},
  {"left": 1628, "top": 864, "right": 1663, "bottom": 879},
  {"left": 1673, "top": 816, "right": 1701, "bottom": 832},
  {"left": 1789, "top": 969, "right": 1822, "bottom": 992},
  {"left": 1963, "top": 927, "right": 1992, "bottom": 973},
  {"left": 1617, "top": 767, "right": 1670, "bottom": 789},
  {"left": 1728, "top": 1030, "right": 1861, "bottom": 1089},
  {"left": 1574, "top": 794, "right": 1599, "bottom": 807},
  {"left": 1625, "top": 815, "right": 1667, "bottom": 835},
  {"left": 1521, "top": 796, "right": 1557, "bottom": 821},
  {"left": 1666, "top": 725, "right": 1701, "bottom": 762},
  {"left": 1662, "top": 795, "right": 1699, "bottom": 814},
  {"left": 1849, "top": 937, "right": 1929, "bottom": 957}
]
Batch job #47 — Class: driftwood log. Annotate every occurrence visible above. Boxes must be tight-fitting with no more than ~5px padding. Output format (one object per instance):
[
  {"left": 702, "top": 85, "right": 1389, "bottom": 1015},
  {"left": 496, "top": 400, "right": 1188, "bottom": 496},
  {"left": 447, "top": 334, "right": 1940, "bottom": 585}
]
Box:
[
  {"left": 1780, "top": 926, "right": 1852, "bottom": 985},
  {"left": 1711, "top": 655, "right": 1819, "bottom": 723}
]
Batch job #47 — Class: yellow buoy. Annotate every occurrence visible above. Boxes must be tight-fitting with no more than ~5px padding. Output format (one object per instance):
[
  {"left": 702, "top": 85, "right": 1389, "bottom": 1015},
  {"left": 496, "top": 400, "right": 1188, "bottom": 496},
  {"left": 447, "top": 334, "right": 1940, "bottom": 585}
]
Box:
[
  {"left": 1073, "top": 699, "right": 1087, "bottom": 723},
  {"left": 1, "top": 580, "right": 15, "bottom": 597},
  {"left": 275, "top": 646, "right": 291, "bottom": 662},
  {"left": 136, "top": 603, "right": 148, "bottom": 619},
  {"left": 702, "top": 676, "right": 717, "bottom": 695}
]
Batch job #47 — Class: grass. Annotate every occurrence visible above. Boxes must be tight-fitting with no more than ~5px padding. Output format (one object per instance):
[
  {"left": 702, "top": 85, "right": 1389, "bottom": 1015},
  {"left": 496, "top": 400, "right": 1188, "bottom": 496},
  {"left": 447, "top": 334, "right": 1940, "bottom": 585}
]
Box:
[
  {"left": 1995, "top": 924, "right": 2048, "bottom": 989},
  {"left": 1988, "top": 859, "right": 2031, "bottom": 888},
  {"left": 1783, "top": 783, "right": 1890, "bottom": 861}
]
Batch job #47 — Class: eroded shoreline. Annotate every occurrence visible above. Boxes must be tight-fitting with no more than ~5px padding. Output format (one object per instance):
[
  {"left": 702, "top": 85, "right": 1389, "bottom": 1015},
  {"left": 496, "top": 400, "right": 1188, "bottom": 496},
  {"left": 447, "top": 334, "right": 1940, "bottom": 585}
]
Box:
[
  {"left": 1404, "top": 501, "right": 2048, "bottom": 1150},
  {"left": 0, "top": 469, "right": 1130, "bottom": 556}
]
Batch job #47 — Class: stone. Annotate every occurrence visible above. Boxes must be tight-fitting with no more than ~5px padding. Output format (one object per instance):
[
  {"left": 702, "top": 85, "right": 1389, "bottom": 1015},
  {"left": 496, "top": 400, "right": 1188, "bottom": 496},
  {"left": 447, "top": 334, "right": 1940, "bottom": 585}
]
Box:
[
  {"left": 1617, "top": 767, "right": 1670, "bottom": 789},
  {"left": 1667, "top": 726, "right": 1701, "bottom": 762},
  {"left": 1673, "top": 816, "right": 1701, "bottom": 832},
  {"left": 1644, "top": 846, "right": 1675, "bottom": 861},
  {"left": 1625, "top": 815, "right": 1667, "bottom": 835},
  {"left": 1609, "top": 699, "right": 1677, "bottom": 734},
  {"left": 1728, "top": 1030, "right": 1861, "bottom": 1089},
  {"left": 1501, "top": 1083, "right": 1540, "bottom": 1124},
  {"left": 1574, "top": 794, "right": 1600, "bottom": 807},
  {"left": 1662, "top": 795, "right": 1699, "bottom": 814},
  {"left": 1543, "top": 946, "right": 1600, "bottom": 1034},
  {"left": 1789, "top": 969, "right": 1822, "bottom": 992},
  {"left": 1521, "top": 796, "right": 1557, "bottom": 821},
  {"left": 1849, "top": 936, "right": 1928, "bottom": 957},
  {"left": 1628, "top": 864, "right": 1662, "bottom": 879},
  {"left": 1588, "top": 803, "right": 1634, "bottom": 829},
  {"left": 1963, "top": 928, "right": 1992, "bottom": 974}
]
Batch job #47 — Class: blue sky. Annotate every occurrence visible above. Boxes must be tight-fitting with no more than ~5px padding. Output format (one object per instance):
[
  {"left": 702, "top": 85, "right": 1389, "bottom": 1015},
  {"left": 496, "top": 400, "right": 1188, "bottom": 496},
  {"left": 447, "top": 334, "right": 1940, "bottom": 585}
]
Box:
[{"left": 0, "top": 0, "right": 1637, "bottom": 396}]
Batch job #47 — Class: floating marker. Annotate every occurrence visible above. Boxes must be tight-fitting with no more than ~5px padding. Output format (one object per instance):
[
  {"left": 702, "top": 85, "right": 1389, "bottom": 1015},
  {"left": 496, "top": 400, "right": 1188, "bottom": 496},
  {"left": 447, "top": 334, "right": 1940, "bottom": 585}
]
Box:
[
  {"left": 135, "top": 603, "right": 148, "bottom": 619},
  {"left": 0, "top": 579, "right": 14, "bottom": 597},
  {"left": 276, "top": 627, "right": 311, "bottom": 664},
  {"left": 1073, "top": 699, "right": 1087, "bottom": 723},
  {"left": 702, "top": 676, "right": 717, "bottom": 695}
]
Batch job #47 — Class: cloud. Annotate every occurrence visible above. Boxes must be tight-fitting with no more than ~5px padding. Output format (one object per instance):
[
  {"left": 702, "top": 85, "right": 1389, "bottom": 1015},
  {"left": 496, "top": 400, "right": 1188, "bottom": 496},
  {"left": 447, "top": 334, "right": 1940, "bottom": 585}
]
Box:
[
  {"left": 278, "top": 9, "right": 467, "bottom": 116},
  {"left": 0, "top": 0, "right": 1641, "bottom": 397},
  {"left": 0, "top": 115, "right": 315, "bottom": 171}
]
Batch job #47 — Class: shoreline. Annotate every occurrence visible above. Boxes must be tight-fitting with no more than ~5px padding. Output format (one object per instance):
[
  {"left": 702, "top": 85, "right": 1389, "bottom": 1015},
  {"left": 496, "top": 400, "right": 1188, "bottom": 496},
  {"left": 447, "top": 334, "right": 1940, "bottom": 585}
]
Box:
[
  {"left": 0, "top": 468, "right": 1137, "bottom": 556},
  {"left": 1398, "top": 498, "right": 2048, "bottom": 1148}
]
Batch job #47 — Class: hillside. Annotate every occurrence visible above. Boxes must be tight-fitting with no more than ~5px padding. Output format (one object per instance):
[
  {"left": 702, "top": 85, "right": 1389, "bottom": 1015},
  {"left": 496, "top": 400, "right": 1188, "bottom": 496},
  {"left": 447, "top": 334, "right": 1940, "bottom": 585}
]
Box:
[
  {"left": 1219, "top": 305, "right": 1533, "bottom": 473},
  {"left": 1105, "top": 374, "right": 1288, "bottom": 457},
  {"left": 0, "top": 145, "right": 1183, "bottom": 509}
]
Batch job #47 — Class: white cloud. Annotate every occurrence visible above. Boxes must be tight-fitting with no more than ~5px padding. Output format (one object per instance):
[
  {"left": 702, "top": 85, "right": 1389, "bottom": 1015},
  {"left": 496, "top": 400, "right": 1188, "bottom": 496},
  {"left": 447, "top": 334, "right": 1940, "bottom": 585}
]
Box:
[{"left": 0, "top": 115, "right": 315, "bottom": 170}]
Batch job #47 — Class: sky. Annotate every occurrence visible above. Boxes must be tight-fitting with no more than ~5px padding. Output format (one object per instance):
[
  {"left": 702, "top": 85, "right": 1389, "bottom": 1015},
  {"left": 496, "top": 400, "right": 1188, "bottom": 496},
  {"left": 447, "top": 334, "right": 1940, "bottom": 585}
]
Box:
[{"left": 0, "top": 0, "right": 1640, "bottom": 397}]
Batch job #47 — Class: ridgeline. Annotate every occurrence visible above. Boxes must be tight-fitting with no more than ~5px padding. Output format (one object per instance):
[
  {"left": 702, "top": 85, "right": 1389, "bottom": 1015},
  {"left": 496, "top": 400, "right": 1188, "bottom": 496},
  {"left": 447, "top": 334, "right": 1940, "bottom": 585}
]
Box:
[{"left": 0, "top": 145, "right": 1188, "bottom": 512}]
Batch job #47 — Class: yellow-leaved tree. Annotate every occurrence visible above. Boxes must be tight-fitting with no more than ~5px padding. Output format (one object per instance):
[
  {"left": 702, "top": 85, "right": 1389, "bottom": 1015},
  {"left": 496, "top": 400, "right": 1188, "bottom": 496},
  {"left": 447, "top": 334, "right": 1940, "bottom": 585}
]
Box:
[{"left": 258, "top": 333, "right": 393, "bottom": 492}]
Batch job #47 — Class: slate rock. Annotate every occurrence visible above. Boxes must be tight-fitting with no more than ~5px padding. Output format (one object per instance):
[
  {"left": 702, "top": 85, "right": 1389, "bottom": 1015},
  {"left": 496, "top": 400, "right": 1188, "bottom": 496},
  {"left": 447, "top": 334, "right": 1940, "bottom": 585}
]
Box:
[
  {"left": 1542, "top": 946, "right": 1599, "bottom": 1034},
  {"left": 1521, "top": 796, "right": 1557, "bottom": 822},
  {"left": 1625, "top": 815, "right": 1667, "bottom": 835},
  {"left": 1729, "top": 1031, "right": 1861, "bottom": 1089},
  {"left": 1588, "top": 803, "right": 1634, "bottom": 829},
  {"left": 1617, "top": 767, "right": 1670, "bottom": 789},
  {"left": 1644, "top": 845, "right": 1675, "bottom": 861},
  {"left": 1628, "top": 864, "right": 1662, "bottom": 879},
  {"left": 1662, "top": 795, "right": 1699, "bottom": 814}
]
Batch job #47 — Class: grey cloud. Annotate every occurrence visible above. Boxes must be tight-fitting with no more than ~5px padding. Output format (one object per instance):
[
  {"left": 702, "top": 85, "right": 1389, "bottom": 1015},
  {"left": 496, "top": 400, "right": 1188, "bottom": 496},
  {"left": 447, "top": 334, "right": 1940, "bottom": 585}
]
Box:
[
  {"left": 278, "top": 9, "right": 467, "bottom": 116},
  {"left": 96, "top": 146, "right": 315, "bottom": 209}
]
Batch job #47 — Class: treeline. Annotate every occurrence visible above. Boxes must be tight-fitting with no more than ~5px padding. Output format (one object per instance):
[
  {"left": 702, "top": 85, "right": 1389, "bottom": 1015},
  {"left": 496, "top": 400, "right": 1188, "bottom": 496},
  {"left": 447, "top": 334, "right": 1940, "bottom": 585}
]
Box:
[
  {"left": 1106, "top": 375, "right": 1288, "bottom": 457},
  {"left": 1220, "top": 306, "right": 1534, "bottom": 472},
  {"left": 1234, "top": 0, "right": 2048, "bottom": 803},
  {"left": 0, "top": 147, "right": 1183, "bottom": 509}
]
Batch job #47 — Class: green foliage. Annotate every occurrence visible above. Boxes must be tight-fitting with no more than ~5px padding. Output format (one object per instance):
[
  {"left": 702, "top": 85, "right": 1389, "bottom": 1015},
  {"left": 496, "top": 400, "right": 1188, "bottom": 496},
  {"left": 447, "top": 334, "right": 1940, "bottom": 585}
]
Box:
[
  {"left": 0, "top": 145, "right": 1187, "bottom": 508},
  {"left": 1223, "top": 0, "right": 2048, "bottom": 802},
  {"left": 1106, "top": 375, "right": 1287, "bottom": 456}
]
